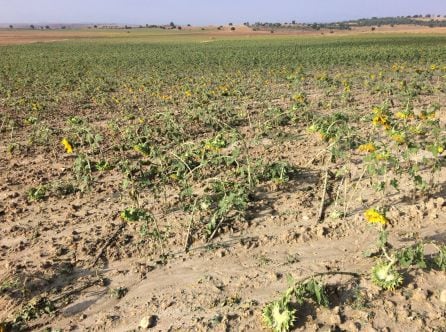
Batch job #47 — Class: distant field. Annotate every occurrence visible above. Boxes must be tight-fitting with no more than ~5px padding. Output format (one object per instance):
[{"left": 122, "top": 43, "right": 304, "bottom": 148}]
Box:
[
  {"left": 1, "top": 24, "right": 446, "bottom": 45},
  {"left": 0, "top": 33, "right": 445, "bottom": 331}
]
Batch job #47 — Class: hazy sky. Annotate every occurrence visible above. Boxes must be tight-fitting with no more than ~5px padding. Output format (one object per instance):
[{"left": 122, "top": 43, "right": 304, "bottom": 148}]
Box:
[{"left": 1, "top": 0, "right": 445, "bottom": 25}]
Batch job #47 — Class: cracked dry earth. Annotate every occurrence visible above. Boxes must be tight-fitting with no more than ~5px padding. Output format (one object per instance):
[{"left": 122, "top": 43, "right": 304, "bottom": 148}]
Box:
[{"left": 0, "top": 106, "right": 445, "bottom": 332}]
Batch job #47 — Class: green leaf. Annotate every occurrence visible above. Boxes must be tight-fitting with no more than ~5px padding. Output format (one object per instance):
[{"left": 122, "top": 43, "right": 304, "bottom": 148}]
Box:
[
  {"left": 396, "top": 243, "right": 426, "bottom": 269},
  {"left": 433, "top": 245, "right": 446, "bottom": 271},
  {"left": 120, "top": 207, "right": 150, "bottom": 222}
]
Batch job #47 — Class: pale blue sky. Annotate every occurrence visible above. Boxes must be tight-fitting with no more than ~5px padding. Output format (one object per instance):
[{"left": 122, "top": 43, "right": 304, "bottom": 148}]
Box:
[{"left": 0, "top": 0, "right": 445, "bottom": 25}]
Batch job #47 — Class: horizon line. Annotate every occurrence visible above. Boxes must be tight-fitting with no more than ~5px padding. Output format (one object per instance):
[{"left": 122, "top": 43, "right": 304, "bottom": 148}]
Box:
[{"left": 1, "top": 12, "right": 446, "bottom": 27}]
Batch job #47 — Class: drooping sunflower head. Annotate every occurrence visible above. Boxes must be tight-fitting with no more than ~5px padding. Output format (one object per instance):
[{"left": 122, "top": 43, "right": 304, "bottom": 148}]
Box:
[
  {"left": 262, "top": 295, "right": 296, "bottom": 332},
  {"left": 357, "top": 143, "right": 377, "bottom": 154},
  {"left": 371, "top": 261, "right": 403, "bottom": 291},
  {"left": 364, "top": 208, "right": 388, "bottom": 225},
  {"left": 61, "top": 138, "right": 73, "bottom": 154}
]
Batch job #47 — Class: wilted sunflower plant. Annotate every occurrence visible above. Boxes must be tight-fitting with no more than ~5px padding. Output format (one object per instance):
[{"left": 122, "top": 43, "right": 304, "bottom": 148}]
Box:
[
  {"left": 262, "top": 276, "right": 328, "bottom": 332},
  {"left": 364, "top": 208, "right": 403, "bottom": 291}
]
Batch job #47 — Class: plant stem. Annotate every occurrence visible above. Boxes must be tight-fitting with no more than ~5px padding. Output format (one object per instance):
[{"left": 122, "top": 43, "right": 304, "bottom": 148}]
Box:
[
  {"left": 184, "top": 198, "right": 197, "bottom": 252},
  {"left": 317, "top": 169, "right": 329, "bottom": 222}
]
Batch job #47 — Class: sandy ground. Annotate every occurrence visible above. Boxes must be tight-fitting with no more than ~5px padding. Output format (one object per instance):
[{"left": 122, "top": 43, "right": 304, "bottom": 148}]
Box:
[{"left": 0, "top": 97, "right": 445, "bottom": 331}]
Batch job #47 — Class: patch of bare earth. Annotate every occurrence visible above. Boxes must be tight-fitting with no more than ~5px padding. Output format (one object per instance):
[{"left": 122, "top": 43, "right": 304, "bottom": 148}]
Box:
[{"left": 1, "top": 85, "right": 445, "bottom": 332}]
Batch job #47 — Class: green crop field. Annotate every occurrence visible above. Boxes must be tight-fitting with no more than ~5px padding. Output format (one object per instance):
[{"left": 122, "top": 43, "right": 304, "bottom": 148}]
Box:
[
  {"left": 1, "top": 35, "right": 446, "bottom": 114},
  {"left": 1, "top": 32, "right": 445, "bottom": 331}
]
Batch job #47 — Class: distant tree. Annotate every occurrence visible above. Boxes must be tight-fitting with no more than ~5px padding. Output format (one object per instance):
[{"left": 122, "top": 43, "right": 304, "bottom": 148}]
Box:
[
  {"left": 187, "top": 24, "right": 191, "bottom": 27},
  {"left": 228, "top": 23, "right": 233, "bottom": 26},
  {"left": 371, "top": 27, "right": 376, "bottom": 31},
  {"left": 45, "top": 25, "right": 50, "bottom": 29},
  {"left": 217, "top": 26, "right": 223, "bottom": 30},
  {"left": 230, "top": 26, "right": 236, "bottom": 31},
  {"left": 9, "top": 25, "right": 13, "bottom": 29},
  {"left": 93, "top": 25, "right": 98, "bottom": 29},
  {"left": 169, "top": 22, "right": 175, "bottom": 28},
  {"left": 177, "top": 26, "right": 182, "bottom": 30},
  {"left": 30, "top": 24, "right": 35, "bottom": 30},
  {"left": 425, "top": 14, "right": 431, "bottom": 18},
  {"left": 292, "top": 20, "right": 296, "bottom": 25},
  {"left": 61, "top": 26, "right": 66, "bottom": 29}
]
